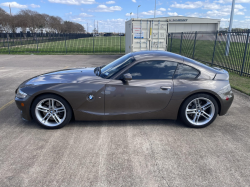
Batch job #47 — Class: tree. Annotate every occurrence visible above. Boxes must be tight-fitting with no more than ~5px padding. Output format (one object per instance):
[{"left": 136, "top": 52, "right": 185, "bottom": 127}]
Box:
[{"left": 0, "top": 7, "right": 11, "bottom": 32}]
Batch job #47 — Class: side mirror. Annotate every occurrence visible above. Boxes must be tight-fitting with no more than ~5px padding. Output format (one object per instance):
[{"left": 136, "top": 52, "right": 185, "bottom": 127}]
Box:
[{"left": 121, "top": 73, "right": 132, "bottom": 81}]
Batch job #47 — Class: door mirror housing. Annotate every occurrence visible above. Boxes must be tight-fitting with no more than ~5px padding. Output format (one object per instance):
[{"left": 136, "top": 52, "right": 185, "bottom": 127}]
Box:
[{"left": 121, "top": 73, "right": 132, "bottom": 81}]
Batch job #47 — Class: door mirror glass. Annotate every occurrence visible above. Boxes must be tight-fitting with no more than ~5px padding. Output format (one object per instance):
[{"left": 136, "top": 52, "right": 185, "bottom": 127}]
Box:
[{"left": 121, "top": 73, "right": 132, "bottom": 81}]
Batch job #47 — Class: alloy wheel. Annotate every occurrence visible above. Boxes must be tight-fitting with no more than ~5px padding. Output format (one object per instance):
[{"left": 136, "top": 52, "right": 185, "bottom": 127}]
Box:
[
  {"left": 35, "top": 98, "right": 66, "bottom": 127},
  {"left": 185, "top": 97, "right": 215, "bottom": 126}
]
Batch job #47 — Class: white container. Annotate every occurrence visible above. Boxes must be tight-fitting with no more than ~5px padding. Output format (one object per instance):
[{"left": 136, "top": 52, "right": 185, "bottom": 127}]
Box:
[{"left": 125, "top": 19, "right": 168, "bottom": 54}]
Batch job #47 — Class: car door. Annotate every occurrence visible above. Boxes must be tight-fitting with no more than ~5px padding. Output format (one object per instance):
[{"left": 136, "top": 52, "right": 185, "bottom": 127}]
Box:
[{"left": 104, "top": 60, "right": 178, "bottom": 115}]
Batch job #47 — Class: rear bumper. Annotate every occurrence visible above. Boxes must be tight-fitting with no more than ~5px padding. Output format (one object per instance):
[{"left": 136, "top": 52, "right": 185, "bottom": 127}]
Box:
[{"left": 217, "top": 90, "right": 234, "bottom": 116}]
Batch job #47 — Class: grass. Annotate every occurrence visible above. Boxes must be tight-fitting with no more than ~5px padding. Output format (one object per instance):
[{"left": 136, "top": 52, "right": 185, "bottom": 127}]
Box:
[
  {"left": 229, "top": 72, "right": 250, "bottom": 95},
  {"left": 0, "top": 36, "right": 125, "bottom": 54}
]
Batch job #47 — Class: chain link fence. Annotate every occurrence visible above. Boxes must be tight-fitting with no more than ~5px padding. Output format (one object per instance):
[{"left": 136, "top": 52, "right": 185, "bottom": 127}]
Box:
[
  {"left": 0, "top": 33, "right": 125, "bottom": 54},
  {"left": 168, "top": 30, "right": 250, "bottom": 77}
]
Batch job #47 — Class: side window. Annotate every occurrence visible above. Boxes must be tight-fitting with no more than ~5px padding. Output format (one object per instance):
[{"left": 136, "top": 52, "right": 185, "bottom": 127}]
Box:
[
  {"left": 126, "top": 61, "right": 178, "bottom": 79},
  {"left": 174, "top": 64, "right": 199, "bottom": 79}
]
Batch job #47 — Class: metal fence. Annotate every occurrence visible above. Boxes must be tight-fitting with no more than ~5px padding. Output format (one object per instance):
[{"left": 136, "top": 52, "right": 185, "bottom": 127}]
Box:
[
  {"left": 0, "top": 33, "right": 125, "bottom": 54},
  {"left": 168, "top": 30, "right": 250, "bottom": 77}
]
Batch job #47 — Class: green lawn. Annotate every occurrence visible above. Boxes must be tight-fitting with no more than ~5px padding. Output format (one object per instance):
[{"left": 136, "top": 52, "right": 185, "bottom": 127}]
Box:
[
  {"left": 169, "top": 38, "right": 250, "bottom": 75},
  {"left": 229, "top": 72, "right": 250, "bottom": 95},
  {"left": 0, "top": 36, "right": 125, "bottom": 54}
]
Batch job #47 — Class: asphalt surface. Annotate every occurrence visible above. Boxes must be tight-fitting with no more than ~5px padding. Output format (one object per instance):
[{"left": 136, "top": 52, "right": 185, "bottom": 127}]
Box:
[{"left": 0, "top": 55, "right": 249, "bottom": 187}]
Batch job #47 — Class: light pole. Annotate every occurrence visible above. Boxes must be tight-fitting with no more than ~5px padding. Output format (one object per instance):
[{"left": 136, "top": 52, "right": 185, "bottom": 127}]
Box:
[
  {"left": 154, "top": 0, "right": 156, "bottom": 18},
  {"left": 225, "top": 0, "right": 235, "bottom": 56},
  {"left": 137, "top": 5, "right": 141, "bottom": 19},
  {"left": 130, "top": 12, "right": 132, "bottom": 19}
]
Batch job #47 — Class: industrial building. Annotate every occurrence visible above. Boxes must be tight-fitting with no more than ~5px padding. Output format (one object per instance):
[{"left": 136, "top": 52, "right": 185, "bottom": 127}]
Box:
[{"left": 125, "top": 16, "right": 221, "bottom": 53}]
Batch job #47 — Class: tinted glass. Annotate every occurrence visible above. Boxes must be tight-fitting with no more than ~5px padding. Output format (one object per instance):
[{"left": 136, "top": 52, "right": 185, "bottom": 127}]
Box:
[
  {"left": 126, "top": 61, "right": 178, "bottom": 79},
  {"left": 100, "top": 54, "right": 135, "bottom": 78},
  {"left": 174, "top": 64, "right": 199, "bottom": 79}
]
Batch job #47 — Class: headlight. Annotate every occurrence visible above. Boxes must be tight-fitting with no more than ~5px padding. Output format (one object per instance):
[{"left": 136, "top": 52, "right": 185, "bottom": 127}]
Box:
[{"left": 16, "top": 88, "right": 27, "bottom": 99}]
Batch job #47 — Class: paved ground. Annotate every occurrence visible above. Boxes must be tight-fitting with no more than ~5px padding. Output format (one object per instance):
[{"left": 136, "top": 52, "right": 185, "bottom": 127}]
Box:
[{"left": 0, "top": 55, "right": 249, "bottom": 187}]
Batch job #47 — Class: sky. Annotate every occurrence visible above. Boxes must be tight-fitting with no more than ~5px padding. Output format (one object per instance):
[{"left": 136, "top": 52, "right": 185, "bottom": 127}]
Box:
[{"left": 1, "top": 0, "right": 250, "bottom": 32}]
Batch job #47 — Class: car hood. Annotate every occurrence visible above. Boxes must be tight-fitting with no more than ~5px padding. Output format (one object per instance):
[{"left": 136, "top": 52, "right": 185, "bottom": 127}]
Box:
[{"left": 20, "top": 67, "right": 102, "bottom": 87}]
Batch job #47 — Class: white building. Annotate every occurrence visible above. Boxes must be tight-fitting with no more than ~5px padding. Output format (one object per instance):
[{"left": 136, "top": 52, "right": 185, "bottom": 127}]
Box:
[{"left": 125, "top": 16, "right": 221, "bottom": 53}]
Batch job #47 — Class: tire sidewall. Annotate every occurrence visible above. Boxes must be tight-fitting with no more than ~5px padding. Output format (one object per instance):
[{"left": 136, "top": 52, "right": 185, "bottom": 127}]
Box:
[
  {"left": 31, "top": 94, "right": 72, "bottom": 129},
  {"left": 180, "top": 94, "right": 218, "bottom": 128}
]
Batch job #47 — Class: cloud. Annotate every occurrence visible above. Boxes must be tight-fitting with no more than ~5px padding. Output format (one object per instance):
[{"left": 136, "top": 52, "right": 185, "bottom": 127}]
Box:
[
  {"left": 245, "top": 16, "right": 250, "bottom": 18},
  {"left": 221, "top": 18, "right": 230, "bottom": 21},
  {"left": 30, "top": 4, "right": 40, "bottom": 8},
  {"left": 167, "top": 12, "right": 178, "bottom": 16},
  {"left": 171, "top": 1, "right": 203, "bottom": 9},
  {"left": 132, "top": 0, "right": 136, "bottom": 2},
  {"left": 79, "top": 12, "right": 93, "bottom": 17},
  {"left": 157, "top": 1, "right": 162, "bottom": 5},
  {"left": 141, "top": 10, "right": 164, "bottom": 16},
  {"left": 94, "top": 5, "right": 122, "bottom": 12},
  {"left": 168, "top": 8, "right": 171, "bottom": 10},
  {"left": 158, "top": 8, "right": 166, "bottom": 11},
  {"left": 0, "top": 2, "right": 27, "bottom": 8},
  {"left": 48, "top": 0, "right": 96, "bottom": 5},
  {"left": 106, "top": 1, "right": 115, "bottom": 4}
]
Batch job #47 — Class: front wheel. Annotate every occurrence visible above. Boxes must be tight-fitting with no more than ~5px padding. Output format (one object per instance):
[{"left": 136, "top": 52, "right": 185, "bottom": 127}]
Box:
[
  {"left": 31, "top": 94, "right": 72, "bottom": 129},
  {"left": 180, "top": 94, "right": 218, "bottom": 128}
]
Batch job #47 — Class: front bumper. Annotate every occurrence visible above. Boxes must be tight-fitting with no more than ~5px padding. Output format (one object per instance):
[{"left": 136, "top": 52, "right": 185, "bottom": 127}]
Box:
[{"left": 15, "top": 96, "right": 32, "bottom": 121}]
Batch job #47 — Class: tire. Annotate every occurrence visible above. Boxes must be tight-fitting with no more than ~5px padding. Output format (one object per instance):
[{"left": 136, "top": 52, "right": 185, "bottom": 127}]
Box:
[
  {"left": 180, "top": 94, "right": 218, "bottom": 128},
  {"left": 31, "top": 94, "right": 72, "bottom": 129}
]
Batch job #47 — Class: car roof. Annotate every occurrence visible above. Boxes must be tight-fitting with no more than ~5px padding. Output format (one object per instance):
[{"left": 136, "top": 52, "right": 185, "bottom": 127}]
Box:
[{"left": 132, "top": 50, "right": 184, "bottom": 63}]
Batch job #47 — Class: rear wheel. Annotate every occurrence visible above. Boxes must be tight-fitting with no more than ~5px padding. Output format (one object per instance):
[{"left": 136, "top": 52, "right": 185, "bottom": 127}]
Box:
[
  {"left": 31, "top": 94, "right": 72, "bottom": 129},
  {"left": 180, "top": 94, "right": 218, "bottom": 128}
]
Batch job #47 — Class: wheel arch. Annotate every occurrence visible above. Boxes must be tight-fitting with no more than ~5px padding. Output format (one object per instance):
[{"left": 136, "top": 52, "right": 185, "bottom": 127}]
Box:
[
  {"left": 29, "top": 92, "right": 75, "bottom": 120},
  {"left": 177, "top": 91, "right": 222, "bottom": 117}
]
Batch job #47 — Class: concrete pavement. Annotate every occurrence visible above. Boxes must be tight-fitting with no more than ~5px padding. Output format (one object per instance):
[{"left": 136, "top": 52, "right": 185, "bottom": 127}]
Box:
[{"left": 0, "top": 55, "right": 249, "bottom": 187}]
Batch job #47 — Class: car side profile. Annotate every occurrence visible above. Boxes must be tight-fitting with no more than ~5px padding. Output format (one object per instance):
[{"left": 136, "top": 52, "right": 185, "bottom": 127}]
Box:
[{"left": 15, "top": 51, "right": 234, "bottom": 129}]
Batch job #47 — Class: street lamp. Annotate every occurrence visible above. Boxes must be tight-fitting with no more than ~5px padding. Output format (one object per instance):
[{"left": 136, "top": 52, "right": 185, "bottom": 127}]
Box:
[
  {"left": 137, "top": 5, "right": 141, "bottom": 19},
  {"left": 225, "top": 0, "right": 235, "bottom": 56},
  {"left": 130, "top": 12, "right": 132, "bottom": 19}
]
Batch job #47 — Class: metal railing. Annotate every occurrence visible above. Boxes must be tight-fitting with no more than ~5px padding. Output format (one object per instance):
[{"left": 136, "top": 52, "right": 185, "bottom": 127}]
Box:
[
  {"left": 0, "top": 33, "right": 125, "bottom": 54},
  {"left": 168, "top": 30, "right": 250, "bottom": 77}
]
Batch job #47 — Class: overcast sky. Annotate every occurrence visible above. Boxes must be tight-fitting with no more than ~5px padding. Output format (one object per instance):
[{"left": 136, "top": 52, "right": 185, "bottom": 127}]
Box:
[{"left": 1, "top": 0, "right": 250, "bottom": 32}]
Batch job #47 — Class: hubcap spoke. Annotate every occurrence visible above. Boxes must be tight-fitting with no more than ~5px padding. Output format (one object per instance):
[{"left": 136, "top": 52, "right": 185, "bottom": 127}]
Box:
[
  {"left": 201, "top": 102, "right": 211, "bottom": 111},
  {"left": 202, "top": 111, "right": 211, "bottom": 119},
  {"left": 187, "top": 108, "right": 196, "bottom": 114},
  {"left": 37, "top": 105, "right": 49, "bottom": 113}
]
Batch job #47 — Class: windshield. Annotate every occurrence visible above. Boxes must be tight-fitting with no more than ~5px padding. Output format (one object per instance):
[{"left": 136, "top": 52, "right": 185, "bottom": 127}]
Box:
[{"left": 100, "top": 54, "right": 135, "bottom": 79}]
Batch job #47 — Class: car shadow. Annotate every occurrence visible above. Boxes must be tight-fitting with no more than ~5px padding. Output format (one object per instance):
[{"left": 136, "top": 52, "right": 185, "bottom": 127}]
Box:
[{"left": 68, "top": 118, "right": 185, "bottom": 129}]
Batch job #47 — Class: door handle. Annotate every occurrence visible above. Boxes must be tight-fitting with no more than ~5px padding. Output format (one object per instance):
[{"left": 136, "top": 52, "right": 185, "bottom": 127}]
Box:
[{"left": 160, "top": 86, "right": 171, "bottom": 90}]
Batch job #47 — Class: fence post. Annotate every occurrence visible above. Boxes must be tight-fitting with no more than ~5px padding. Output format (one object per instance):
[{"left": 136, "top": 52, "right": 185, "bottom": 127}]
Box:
[
  {"left": 120, "top": 35, "right": 121, "bottom": 53},
  {"left": 36, "top": 33, "right": 38, "bottom": 52},
  {"left": 180, "top": 32, "right": 183, "bottom": 55},
  {"left": 170, "top": 33, "right": 173, "bottom": 52},
  {"left": 65, "top": 34, "right": 67, "bottom": 54},
  {"left": 93, "top": 35, "right": 94, "bottom": 53},
  {"left": 192, "top": 31, "right": 197, "bottom": 59},
  {"left": 211, "top": 31, "right": 218, "bottom": 66},
  {"left": 7, "top": 34, "right": 10, "bottom": 54},
  {"left": 241, "top": 29, "right": 250, "bottom": 76}
]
